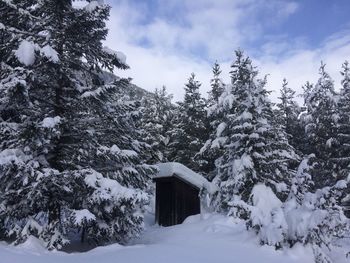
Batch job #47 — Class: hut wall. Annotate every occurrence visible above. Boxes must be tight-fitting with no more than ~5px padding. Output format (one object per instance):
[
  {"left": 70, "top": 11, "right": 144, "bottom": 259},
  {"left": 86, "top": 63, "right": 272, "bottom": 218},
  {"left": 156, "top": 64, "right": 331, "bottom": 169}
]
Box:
[
  {"left": 155, "top": 179, "right": 175, "bottom": 226},
  {"left": 155, "top": 176, "right": 200, "bottom": 226},
  {"left": 174, "top": 178, "right": 200, "bottom": 224}
]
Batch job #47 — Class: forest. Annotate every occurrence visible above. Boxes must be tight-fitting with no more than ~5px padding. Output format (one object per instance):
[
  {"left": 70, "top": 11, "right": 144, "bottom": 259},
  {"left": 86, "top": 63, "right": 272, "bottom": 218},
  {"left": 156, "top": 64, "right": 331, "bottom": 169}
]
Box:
[{"left": 0, "top": 1, "right": 349, "bottom": 263}]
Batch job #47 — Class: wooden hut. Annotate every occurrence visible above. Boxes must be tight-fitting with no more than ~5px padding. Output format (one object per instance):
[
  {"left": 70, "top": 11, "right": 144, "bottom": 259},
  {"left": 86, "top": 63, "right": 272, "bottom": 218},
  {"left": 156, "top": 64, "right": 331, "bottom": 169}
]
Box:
[{"left": 153, "top": 162, "right": 214, "bottom": 227}]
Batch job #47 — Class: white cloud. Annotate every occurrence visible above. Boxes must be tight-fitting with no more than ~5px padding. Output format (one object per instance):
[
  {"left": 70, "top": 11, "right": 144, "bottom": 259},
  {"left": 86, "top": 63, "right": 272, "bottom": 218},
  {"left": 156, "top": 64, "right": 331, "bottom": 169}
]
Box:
[
  {"left": 254, "top": 30, "right": 350, "bottom": 103},
  {"left": 110, "top": 43, "right": 213, "bottom": 102},
  {"left": 104, "top": 0, "right": 350, "bottom": 104}
]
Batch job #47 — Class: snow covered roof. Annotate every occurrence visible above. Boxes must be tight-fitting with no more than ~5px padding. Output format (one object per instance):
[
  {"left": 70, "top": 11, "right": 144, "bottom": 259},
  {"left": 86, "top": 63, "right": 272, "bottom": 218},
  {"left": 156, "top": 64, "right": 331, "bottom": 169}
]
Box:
[{"left": 155, "top": 162, "right": 217, "bottom": 193}]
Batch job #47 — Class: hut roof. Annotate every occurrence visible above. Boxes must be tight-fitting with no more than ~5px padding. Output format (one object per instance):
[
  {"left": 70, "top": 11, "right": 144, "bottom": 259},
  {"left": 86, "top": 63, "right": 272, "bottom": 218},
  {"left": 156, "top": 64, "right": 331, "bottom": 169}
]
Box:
[{"left": 155, "top": 162, "right": 217, "bottom": 193}]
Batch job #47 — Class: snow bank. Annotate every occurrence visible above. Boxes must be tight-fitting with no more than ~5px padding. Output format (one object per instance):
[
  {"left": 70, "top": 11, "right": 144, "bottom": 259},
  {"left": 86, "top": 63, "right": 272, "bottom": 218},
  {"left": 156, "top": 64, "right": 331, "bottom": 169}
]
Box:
[
  {"left": 0, "top": 213, "right": 318, "bottom": 263},
  {"left": 17, "top": 236, "right": 47, "bottom": 253},
  {"left": 155, "top": 162, "right": 217, "bottom": 193}
]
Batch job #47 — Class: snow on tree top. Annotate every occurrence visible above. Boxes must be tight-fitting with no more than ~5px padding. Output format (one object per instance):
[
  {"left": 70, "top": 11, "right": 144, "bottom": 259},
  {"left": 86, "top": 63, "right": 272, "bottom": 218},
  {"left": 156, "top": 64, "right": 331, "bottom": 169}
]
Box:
[
  {"left": 84, "top": 1, "right": 104, "bottom": 12},
  {"left": 102, "top": 46, "right": 127, "bottom": 65},
  {"left": 73, "top": 0, "right": 104, "bottom": 11},
  {"left": 155, "top": 162, "right": 217, "bottom": 193}
]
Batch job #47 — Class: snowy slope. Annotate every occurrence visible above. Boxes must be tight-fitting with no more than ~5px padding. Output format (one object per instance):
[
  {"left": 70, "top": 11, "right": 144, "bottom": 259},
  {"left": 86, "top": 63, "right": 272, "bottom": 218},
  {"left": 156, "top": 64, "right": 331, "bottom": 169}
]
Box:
[{"left": 0, "top": 214, "right": 329, "bottom": 263}]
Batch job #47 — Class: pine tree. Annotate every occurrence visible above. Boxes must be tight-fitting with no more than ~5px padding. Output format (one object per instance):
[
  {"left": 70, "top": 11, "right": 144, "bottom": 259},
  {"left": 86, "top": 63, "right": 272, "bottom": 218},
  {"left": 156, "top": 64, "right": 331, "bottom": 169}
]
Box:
[
  {"left": 333, "top": 61, "right": 350, "bottom": 216},
  {"left": 298, "top": 81, "right": 314, "bottom": 155},
  {"left": 140, "top": 86, "right": 175, "bottom": 163},
  {"left": 302, "top": 63, "right": 338, "bottom": 188},
  {"left": 276, "top": 79, "right": 303, "bottom": 154},
  {"left": 208, "top": 61, "right": 224, "bottom": 106},
  {"left": 0, "top": 1, "right": 154, "bottom": 249},
  {"left": 288, "top": 155, "right": 315, "bottom": 204},
  {"left": 169, "top": 73, "right": 207, "bottom": 171},
  {"left": 213, "top": 50, "right": 297, "bottom": 214},
  {"left": 197, "top": 62, "right": 226, "bottom": 179},
  {"left": 334, "top": 61, "right": 350, "bottom": 181}
]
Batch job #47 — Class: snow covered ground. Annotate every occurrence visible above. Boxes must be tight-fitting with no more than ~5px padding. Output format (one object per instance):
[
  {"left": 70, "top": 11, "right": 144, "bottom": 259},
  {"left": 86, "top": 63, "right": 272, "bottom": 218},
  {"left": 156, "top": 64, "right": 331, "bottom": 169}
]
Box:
[{"left": 0, "top": 213, "right": 348, "bottom": 263}]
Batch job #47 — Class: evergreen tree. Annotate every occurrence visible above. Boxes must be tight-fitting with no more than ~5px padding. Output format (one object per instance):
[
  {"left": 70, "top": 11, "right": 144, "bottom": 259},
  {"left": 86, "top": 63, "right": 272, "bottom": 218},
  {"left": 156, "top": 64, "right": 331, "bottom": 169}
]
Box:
[
  {"left": 302, "top": 63, "right": 338, "bottom": 188},
  {"left": 140, "top": 86, "right": 175, "bottom": 163},
  {"left": 169, "top": 73, "right": 207, "bottom": 171},
  {"left": 0, "top": 0, "right": 154, "bottom": 249},
  {"left": 213, "top": 50, "right": 297, "bottom": 214},
  {"left": 276, "top": 79, "right": 303, "bottom": 154},
  {"left": 298, "top": 81, "right": 314, "bottom": 155},
  {"left": 208, "top": 61, "right": 225, "bottom": 106},
  {"left": 197, "top": 62, "right": 226, "bottom": 179},
  {"left": 334, "top": 61, "right": 350, "bottom": 181},
  {"left": 333, "top": 61, "right": 350, "bottom": 215}
]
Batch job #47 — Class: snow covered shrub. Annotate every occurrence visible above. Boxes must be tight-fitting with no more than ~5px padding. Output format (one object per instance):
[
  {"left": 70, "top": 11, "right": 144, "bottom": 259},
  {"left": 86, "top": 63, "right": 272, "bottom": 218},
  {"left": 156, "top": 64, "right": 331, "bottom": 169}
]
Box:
[
  {"left": 0, "top": 164, "right": 73, "bottom": 249},
  {"left": 68, "top": 169, "right": 149, "bottom": 245},
  {"left": 39, "top": 221, "right": 69, "bottom": 250},
  {"left": 0, "top": 167, "right": 149, "bottom": 249},
  {"left": 285, "top": 181, "right": 349, "bottom": 248},
  {"left": 236, "top": 179, "right": 349, "bottom": 263},
  {"left": 284, "top": 156, "right": 349, "bottom": 251},
  {"left": 245, "top": 156, "right": 349, "bottom": 262},
  {"left": 219, "top": 155, "right": 349, "bottom": 263},
  {"left": 248, "top": 184, "right": 287, "bottom": 248}
]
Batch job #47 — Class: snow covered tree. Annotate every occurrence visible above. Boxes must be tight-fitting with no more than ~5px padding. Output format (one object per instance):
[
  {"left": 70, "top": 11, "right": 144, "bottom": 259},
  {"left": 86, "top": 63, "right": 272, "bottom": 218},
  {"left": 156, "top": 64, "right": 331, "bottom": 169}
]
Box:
[
  {"left": 197, "top": 62, "right": 227, "bottom": 179},
  {"left": 288, "top": 155, "right": 315, "bottom": 203},
  {"left": 139, "top": 86, "right": 176, "bottom": 163},
  {"left": 0, "top": 0, "right": 155, "bottom": 249},
  {"left": 302, "top": 63, "right": 339, "bottom": 188},
  {"left": 213, "top": 50, "right": 297, "bottom": 215},
  {"left": 169, "top": 73, "right": 208, "bottom": 172},
  {"left": 334, "top": 61, "right": 350, "bottom": 182},
  {"left": 245, "top": 155, "right": 349, "bottom": 261},
  {"left": 276, "top": 79, "right": 303, "bottom": 154},
  {"left": 284, "top": 155, "right": 349, "bottom": 263},
  {"left": 208, "top": 61, "right": 225, "bottom": 106}
]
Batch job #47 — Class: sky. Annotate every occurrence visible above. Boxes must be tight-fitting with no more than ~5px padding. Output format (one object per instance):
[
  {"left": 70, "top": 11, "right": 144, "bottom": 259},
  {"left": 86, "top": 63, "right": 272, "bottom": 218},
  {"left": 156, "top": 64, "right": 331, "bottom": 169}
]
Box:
[{"left": 103, "top": 0, "right": 350, "bottom": 103}]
